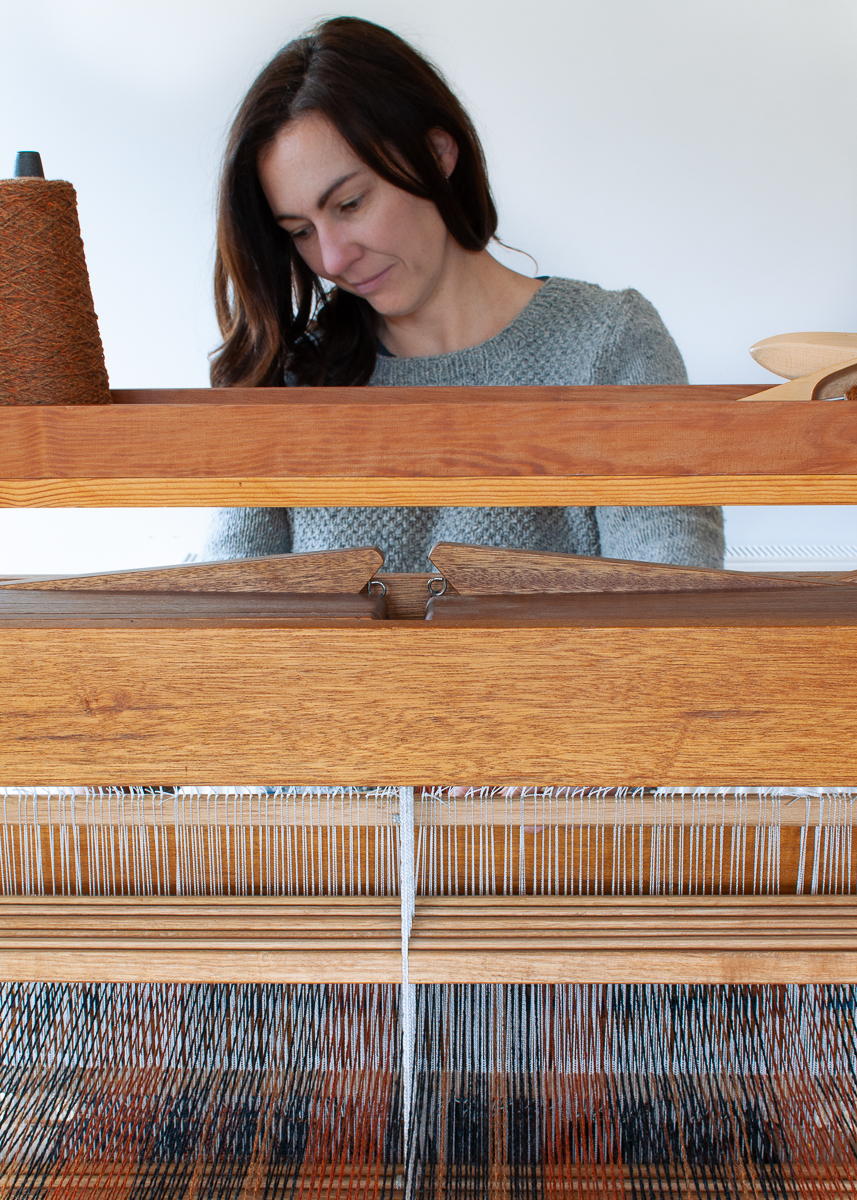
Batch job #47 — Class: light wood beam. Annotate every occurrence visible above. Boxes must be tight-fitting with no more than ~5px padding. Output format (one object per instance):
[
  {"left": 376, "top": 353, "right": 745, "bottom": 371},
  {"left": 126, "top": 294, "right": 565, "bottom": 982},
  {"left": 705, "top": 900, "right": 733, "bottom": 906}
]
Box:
[
  {"left": 3, "top": 385, "right": 857, "bottom": 506},
  {"left": 0, "top": 897, "right": 401, "bottom": 983},
  {"left": 0, "top": 618, "right": 856, "bottom": 783},
  {"left": 409, "top": 896, "right": 857, "bottom": 983},
  {"left": 0, "top": 549, "right": 384, "bottom": 593}
]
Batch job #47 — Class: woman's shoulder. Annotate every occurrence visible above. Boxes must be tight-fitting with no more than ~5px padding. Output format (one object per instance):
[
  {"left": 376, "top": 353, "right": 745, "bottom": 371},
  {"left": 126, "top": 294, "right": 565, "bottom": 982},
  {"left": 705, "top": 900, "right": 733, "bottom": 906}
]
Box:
[
  {"left": 368, "top": 276, "right": 686, "bottom": 387},
  {"left": 519, "top": 277, "right": 686, "bottom": 385},
  {"left": 522, "top": 276, "right": 660, "bottom": 332}
]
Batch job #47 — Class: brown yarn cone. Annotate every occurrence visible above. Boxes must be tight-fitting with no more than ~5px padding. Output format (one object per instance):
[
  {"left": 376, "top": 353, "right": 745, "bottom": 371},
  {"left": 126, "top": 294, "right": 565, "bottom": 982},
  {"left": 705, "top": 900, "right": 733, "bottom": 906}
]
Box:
[{"left": 0, "top": 178, "right": 111, "bottom": 405}]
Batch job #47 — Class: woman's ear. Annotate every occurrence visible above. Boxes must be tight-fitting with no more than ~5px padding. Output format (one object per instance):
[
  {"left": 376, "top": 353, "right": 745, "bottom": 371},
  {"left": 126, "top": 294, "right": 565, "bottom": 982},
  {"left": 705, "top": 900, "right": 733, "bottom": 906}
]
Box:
[{"left": 428, "top": 127, "right": 459, "bottom": 178}]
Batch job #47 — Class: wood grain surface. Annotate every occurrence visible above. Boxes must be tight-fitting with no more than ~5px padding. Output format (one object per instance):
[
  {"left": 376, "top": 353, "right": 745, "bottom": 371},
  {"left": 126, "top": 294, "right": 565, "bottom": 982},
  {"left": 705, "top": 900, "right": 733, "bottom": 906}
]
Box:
[
  {"left": 750, "top": 331, "right": 857, "bottom": 379},
  {"left": 110, "top": 386, "right": 763, "bottom": 407},
  {"left": 408, "top": 896, "right": 857, "bottom": 982},
  {"left": 4, "top": 385, "right": 857, "bottom": 506},
  {"left": 0, "top": 591, "right": 388, "bottom": 624},
  {"left": 0, "top": 896, "right": 401, "bottom": 982},
  {"left": 428, "top": 542, "right": 855, "bottom": 594},
  {"left": 1, "top": 622, "right": 856, "bottom": 784},
  {"left": 0, "top": 894, "right": 850, "bottom": 983},
  {"left": 5, "top": 476, "right": 857, "bottom": 506},
  {"left": 374, "top": 573, "right": 454, "bottom": 619},
  {"left": 0, "top": 548, "right": 383, "bottom": 593},
  {"left": 739, "top": 356, "right": 857, "bottom": 401},
  {"left": 426, "top": 584, "right": 857, "bottom": 624}
]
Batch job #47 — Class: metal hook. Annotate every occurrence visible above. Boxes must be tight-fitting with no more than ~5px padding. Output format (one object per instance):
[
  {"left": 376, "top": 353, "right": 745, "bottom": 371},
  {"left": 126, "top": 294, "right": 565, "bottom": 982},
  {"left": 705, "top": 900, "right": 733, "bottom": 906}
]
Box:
[
  {"left": 367, "top": 578, "right": 387, "bottom": 596},
  {"left": 427, "top": 576, "right": 448, "bottom": 596}
]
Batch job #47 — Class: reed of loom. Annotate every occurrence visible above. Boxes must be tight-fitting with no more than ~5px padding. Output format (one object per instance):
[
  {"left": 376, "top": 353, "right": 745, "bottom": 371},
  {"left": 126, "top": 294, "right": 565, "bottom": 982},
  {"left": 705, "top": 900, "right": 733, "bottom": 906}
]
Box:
[{"left": 1, "top": 353, "right": 857, "bottom": 1196}]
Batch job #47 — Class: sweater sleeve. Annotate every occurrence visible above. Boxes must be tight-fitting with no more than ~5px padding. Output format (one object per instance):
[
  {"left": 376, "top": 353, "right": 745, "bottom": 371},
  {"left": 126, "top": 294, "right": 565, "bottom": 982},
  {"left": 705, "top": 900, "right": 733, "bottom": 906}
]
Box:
[
  {"left": 202, "top": 507, "right": 292, "bottom": 561},
  {"left": 590, "top": 289, "right": 725, "bottom": 568}
]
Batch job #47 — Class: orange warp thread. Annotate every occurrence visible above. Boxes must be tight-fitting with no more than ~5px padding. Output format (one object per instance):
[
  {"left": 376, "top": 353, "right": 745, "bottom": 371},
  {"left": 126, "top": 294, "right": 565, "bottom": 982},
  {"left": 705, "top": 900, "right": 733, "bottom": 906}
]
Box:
[{"left": 0, "top": 177, "right": 111, "bottom": 405}]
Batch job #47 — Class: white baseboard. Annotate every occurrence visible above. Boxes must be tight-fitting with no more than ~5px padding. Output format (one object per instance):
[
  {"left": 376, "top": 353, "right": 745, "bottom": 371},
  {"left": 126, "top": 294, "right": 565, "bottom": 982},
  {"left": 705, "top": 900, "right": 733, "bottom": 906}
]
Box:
[{"left": 725, "top": 545, "right": 857, "bottom": 572}]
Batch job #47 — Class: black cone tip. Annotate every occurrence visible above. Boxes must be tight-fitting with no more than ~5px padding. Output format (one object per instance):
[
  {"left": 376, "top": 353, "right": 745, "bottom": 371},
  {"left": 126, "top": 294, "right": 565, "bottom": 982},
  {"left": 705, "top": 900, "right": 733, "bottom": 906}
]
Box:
[{"left": 14, "top": 152, "right": 45, "bottom": 179}]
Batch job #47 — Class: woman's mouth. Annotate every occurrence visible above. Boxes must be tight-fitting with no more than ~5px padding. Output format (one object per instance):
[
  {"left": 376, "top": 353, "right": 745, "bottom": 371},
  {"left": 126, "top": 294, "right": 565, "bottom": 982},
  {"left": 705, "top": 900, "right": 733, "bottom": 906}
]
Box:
[{"left": 349, "top": 265, "right": 393, "bottom": 295}]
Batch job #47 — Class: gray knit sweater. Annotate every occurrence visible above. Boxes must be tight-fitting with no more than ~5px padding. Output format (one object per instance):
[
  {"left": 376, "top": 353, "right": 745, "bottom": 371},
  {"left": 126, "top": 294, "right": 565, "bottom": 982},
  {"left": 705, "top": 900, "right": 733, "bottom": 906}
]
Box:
[{"left": 205, "top": 277, "right": 724, "bottom": 571}]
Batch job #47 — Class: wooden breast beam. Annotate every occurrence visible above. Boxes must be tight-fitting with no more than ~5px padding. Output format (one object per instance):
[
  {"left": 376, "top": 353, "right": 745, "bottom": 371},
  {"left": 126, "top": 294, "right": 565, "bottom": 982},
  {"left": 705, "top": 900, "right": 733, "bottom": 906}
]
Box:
[{"left": 1, "top": 384, "right": 857, "bottom": 506}]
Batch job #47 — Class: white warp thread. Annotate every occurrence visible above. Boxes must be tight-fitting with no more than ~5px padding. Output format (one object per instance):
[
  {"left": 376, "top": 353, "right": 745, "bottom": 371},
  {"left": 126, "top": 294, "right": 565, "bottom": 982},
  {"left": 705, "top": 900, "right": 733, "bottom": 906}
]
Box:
[{"left": 397, "top": 786, "right": 416, "bottom": 1170}]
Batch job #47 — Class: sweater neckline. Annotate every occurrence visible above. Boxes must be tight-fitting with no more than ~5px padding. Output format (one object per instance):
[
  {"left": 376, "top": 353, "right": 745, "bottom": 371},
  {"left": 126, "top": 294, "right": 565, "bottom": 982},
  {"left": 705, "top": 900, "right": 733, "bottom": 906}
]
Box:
[{"left": 375, "top": 275, "right": 556, "bottom": 363}]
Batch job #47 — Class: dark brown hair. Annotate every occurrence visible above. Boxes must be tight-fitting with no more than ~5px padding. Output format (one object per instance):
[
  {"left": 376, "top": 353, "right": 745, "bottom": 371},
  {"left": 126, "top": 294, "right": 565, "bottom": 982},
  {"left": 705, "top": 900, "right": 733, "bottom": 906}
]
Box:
[{"left": 210, "top": 16, "right": 498, "bottom": 387}]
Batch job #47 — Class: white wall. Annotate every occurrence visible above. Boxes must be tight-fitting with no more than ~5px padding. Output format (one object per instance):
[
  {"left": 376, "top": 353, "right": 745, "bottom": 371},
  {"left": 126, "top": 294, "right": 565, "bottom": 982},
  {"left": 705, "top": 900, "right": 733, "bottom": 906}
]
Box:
[{"left": 1, "top": 0, "right": 856, "bottom": 572}]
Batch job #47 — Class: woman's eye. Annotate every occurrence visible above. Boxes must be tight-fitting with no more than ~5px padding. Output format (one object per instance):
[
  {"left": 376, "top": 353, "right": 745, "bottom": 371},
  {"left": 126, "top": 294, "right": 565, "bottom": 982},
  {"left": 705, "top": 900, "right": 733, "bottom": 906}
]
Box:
[
  {"left": 340, "top": 196, "right": 361, "bottom": 213},
  {"left": 289, "top": 226, "right": 310, "bottom": 240}
]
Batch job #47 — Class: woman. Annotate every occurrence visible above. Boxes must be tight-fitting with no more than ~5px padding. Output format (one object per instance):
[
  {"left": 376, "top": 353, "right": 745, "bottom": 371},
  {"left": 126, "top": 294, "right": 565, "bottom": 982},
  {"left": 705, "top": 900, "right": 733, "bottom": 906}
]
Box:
[{"left": 205, "top": 16, "right": 723, "bottom": 572}]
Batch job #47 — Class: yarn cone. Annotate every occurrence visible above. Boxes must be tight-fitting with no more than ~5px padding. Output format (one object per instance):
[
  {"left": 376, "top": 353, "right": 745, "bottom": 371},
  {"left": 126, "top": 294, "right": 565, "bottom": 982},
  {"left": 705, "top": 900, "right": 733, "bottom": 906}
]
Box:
[{"left": 0, "top": 156, "right": 111, "bottom": 404}]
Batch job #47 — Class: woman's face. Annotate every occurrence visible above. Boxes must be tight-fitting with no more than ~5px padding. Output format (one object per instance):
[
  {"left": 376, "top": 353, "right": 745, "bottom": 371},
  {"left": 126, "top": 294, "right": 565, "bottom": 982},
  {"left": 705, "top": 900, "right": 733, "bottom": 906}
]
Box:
[{"left": 258, "top": 111, "right": 459, "bottom": 318}]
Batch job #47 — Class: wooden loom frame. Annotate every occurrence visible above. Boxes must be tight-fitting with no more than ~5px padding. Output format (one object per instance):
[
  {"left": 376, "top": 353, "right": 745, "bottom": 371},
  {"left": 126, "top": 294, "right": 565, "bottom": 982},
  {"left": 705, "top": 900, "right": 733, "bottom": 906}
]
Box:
[{"left": 1, "top": 383, "right": 856, "bottom": 985}]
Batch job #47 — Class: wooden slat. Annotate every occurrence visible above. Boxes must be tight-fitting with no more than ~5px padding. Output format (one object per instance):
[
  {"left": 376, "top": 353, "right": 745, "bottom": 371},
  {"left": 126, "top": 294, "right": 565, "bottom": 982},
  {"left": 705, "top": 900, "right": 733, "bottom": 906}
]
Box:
[
  {"left": 428, "top": 542, "right": 855, "bottom": 594},
  {"left": 0, "top": 621, "right": 856, "bottom": 783},
  {"left": 750, "top": 331, "right": 857, "bottom": 379},
  {"left": 112, "top": 385, "right": 768, "bottom": 407},
  {"left": 426, "top": 584, "right": 857, "bottom": 624},
  {"left": 740, "top": 355, "right": 857, "bottom": 401},
  {"left": 408, "top": 896, "right": 857, "bottom": 983},
  {"left": 3, "top": 385, "right": 857, "bottom": 506},
  {"left": 0, "top": 895, "right": 853, "bottom": 984},
  {"left": 0, "top": 549, "right": 384, "bottom": 593},
  {"left": 0, "top": 897, "right": 401, "bottom": 982},
  {"left": 0, "top": 591, "right": 387, "bottom": 624},
  {"left": 6, "top": 475, "right": 857, "bottom": 505}
]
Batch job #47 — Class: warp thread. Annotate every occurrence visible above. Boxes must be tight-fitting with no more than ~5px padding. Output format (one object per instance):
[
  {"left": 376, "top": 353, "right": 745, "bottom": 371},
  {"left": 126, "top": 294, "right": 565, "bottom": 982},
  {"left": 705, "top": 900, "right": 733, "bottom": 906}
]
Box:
[
  {"left": 0, "top": 786, "right": 854, "bottom": 1197},
  {"left": 0, "top": 178, "right": 111, "bottom": 405}
]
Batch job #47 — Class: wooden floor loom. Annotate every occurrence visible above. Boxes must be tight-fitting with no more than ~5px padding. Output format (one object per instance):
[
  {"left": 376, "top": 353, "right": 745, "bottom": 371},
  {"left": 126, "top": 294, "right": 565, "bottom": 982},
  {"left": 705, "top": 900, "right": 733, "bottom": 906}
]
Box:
[{"left": 0, "top": 380, "right": 856, "bottom": 1197}]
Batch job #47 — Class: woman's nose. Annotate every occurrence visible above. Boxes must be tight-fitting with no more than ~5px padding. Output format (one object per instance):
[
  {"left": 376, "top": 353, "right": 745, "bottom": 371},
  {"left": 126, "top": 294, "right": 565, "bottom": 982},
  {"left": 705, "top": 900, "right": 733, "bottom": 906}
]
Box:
[{"left": 316, "top": 226, "right": 361, "bottom": 279}]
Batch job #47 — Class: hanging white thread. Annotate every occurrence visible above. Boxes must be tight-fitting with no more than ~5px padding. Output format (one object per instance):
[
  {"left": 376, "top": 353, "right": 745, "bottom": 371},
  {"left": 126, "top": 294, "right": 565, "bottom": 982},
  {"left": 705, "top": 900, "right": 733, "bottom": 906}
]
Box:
[{"left": 397, "top": 784, "right": 416, "bottom": 1172}]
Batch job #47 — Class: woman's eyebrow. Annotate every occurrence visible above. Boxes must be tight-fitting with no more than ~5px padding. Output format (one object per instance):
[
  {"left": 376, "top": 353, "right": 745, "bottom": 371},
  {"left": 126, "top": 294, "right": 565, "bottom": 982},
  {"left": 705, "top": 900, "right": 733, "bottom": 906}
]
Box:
[
  {"left": 275, "top": 171, "right": 361, "bottom": 221},
  {"left": 316, "top": 170, "right": 360, "bottom": 209}
]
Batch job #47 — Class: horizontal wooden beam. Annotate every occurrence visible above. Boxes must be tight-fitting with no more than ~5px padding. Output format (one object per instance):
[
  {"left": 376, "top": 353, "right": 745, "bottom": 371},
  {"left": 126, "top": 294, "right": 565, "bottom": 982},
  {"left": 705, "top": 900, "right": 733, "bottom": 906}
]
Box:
[
  {"left": 0, "top": 590, "right": 387, "bottom": 624},
  {"left": 0, "top": 897, "right": 401, "bottom": 983},
  {"left": 4, "top": 476, "right": 857, "bottom": 506},
  {"left": 2, "top": 385, "right": 857, "bottom": 506},
  {"left": 0, "top": 618, "right": 856, "bottom": 784},
  {"left": 426, "top": 584, "right": 857, "bottom": 624},
  {"left": 0, "top": 549, "right": 383, "bottom": 593},
  {"left": 428, "top": 543, "right": 856, "bottom": 594},
  {"left": 0, "top": 895, "right": 851, "bottom": 983},
  {"left": 408, "top": 897, "right": 857, "bottom": 983}
]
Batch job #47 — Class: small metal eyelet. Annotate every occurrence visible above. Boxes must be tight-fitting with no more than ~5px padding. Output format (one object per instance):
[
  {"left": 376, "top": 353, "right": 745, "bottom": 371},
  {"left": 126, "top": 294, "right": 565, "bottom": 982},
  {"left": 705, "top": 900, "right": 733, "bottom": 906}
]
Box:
[
  {"left": 427, "top": 576, "right": 448, "bottom": 596},
  {"left": 367, "top": 579, "right": 387, "bottom": 596}
]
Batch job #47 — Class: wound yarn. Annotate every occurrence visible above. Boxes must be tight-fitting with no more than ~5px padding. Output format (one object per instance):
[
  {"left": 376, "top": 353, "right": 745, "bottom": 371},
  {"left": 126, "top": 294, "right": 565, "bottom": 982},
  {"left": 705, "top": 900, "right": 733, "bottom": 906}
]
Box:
[{"left": 0, "top": 177, "right": 111, "bottom": 405}]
